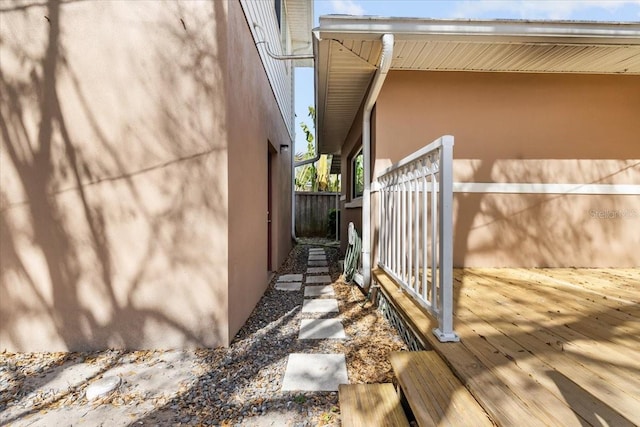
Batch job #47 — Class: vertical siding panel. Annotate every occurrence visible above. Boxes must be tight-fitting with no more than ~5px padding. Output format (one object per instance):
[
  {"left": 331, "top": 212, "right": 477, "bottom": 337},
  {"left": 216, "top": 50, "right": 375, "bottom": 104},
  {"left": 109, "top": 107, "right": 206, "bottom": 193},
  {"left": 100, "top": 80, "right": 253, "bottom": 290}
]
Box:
[{"left": 240, "top": 0, "right": 293, "bottom": 139}]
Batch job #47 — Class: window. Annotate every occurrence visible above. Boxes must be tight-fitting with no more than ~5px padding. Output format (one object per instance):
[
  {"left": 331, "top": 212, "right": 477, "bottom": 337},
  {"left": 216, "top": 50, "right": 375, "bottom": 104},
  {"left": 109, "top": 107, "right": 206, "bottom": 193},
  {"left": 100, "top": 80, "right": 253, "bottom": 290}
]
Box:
[
  {"left": 274, "top": 0, "right": 282, "bottom": 30},
  {"left": 352, "top": 148, "right": 364, "bottom": 199}
]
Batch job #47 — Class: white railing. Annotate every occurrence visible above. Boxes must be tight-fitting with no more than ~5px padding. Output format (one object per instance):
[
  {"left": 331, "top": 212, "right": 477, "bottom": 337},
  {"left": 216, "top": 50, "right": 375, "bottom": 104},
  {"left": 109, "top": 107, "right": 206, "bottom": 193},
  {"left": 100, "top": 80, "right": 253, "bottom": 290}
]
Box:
[{"left": 375, "top": 135, "right": 459, "bottom": 342}]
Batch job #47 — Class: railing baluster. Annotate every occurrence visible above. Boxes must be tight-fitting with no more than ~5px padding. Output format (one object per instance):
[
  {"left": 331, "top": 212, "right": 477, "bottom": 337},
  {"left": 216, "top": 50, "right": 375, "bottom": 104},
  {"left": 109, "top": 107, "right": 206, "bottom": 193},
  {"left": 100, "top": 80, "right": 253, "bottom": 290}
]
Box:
[
  {"left": 413, "top": 166, "right": 420, "bottom": 295},
  {"left": 431, "top": 173, "right": 437, "bottom": 310},
  {"left": 385, "top": 182, "right": 389, "bottom": 269},
  {"left": 422, "top": 167, "right": 428, "bottom": 302},
  {"left": 394, "top": 174, "right": 399, "bottom": 273},
  {"left": 384, "top": 182, "right": 388, "bottom": 267},
  {"left": 379, "top": 185, "right": 384, "bottom": 266},
  {"left": 407, "top": 171, "right": 413, "bottom": 291},
  {"left": 388, "top": 180, "right": 392, "bottom": 268},
  {"left": 400, "top": 173, "right": 404, "bottom": 282}
]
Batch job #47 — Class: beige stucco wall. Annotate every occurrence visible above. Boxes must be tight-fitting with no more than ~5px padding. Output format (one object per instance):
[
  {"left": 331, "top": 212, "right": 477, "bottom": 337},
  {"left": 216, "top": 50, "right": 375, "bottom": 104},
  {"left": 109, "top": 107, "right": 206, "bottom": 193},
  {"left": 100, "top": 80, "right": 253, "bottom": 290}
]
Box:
[
  {"left": 339, "top": 106, "right": 365, "bottom": 254},
  {"left": 0, "top": 1, "right": 234, "bottom": 351},
  {"left": 226, "top": 1, "right": 293, "bottom": 341},
  {"left": 373, "top": 71, "right": 640, "bottom": 267}
]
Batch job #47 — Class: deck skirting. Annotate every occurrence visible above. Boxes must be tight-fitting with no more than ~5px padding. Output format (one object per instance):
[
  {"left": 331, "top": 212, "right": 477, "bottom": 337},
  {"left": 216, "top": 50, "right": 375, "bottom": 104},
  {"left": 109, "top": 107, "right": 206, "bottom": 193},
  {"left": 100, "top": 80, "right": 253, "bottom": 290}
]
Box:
[{"left": 374, "top": 284, "right": 426, "bottom": 352}]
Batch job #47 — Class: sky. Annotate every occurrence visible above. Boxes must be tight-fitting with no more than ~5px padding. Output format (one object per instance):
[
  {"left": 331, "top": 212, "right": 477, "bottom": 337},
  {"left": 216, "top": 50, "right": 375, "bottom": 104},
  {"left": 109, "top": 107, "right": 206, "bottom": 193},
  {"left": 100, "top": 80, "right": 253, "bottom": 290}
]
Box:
[{"left": 293, "top": 0, "right": 640, "bottom": 155}]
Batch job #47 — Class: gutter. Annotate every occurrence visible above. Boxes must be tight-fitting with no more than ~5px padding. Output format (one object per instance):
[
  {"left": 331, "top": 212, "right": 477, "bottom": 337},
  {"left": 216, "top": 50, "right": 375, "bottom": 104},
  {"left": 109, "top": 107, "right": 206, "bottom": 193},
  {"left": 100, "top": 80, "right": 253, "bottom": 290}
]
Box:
[
  {"left": 316, "top": 16, "right": 640, "bottom": 44},
  {"left": 362, "top": 33, "right": 394, "bottom": 288}
]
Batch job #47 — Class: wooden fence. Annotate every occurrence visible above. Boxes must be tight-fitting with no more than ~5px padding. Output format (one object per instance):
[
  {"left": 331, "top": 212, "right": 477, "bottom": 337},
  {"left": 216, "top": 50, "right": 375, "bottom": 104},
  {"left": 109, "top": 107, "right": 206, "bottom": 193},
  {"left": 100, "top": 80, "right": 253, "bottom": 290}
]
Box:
[{"left": 295, "top": 192, "right": 339, "bottom": 237}]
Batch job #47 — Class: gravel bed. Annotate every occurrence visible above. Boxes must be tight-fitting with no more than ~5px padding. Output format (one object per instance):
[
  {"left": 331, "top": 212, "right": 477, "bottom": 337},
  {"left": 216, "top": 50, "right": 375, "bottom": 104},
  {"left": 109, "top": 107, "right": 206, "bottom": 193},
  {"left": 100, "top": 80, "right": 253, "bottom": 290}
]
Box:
[{"left": 0, "top": 242, "right": 407, "bottom": 426}]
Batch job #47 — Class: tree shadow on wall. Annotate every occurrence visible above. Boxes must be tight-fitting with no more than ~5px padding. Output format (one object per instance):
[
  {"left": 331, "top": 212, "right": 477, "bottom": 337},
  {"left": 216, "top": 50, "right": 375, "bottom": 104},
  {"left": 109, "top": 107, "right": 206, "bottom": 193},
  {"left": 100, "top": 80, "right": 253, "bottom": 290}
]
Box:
[
  {"left": 454, "top": 158, "right": 640, "bottom": 268},
  {"left": 0, "top": 0, "right": 228, "bottom": 351}
]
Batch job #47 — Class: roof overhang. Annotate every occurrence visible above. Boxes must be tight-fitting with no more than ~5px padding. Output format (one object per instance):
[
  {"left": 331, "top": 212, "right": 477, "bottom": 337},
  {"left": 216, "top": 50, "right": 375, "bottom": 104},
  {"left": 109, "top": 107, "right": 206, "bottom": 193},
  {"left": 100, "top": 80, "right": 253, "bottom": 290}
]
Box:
[
  {"left": 314, "top": 16, "right": 640, "bottom": 154},
  {"left": 285, "top": 0, "right": 314, "bottom": 66}
]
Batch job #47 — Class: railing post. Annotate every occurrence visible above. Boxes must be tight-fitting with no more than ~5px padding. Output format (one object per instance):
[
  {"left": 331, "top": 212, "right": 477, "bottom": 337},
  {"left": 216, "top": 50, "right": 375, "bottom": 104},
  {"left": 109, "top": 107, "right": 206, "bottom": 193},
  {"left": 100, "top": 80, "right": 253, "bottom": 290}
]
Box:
[{"left": 433, "top": 136, "right": 459, "bottom": 342}]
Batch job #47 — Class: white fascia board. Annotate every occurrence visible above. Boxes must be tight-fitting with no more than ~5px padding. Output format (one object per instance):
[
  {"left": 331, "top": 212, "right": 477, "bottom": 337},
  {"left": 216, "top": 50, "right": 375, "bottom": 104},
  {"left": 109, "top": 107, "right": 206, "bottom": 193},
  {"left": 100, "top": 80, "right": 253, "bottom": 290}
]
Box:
[{"left": 315, "top": 16, "right": 640, "bottom": 45}]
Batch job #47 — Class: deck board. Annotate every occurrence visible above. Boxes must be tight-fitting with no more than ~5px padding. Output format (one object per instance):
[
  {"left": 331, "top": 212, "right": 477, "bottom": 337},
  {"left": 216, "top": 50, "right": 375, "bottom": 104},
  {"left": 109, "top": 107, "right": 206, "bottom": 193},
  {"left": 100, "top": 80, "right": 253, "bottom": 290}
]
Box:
[
  {"left": 377, "top": 267, "right": 640, "bottom": 426},
  {"left": 456, "top": 276, "right": 640, "bottom": 374},
  {"left": 454, "top": 291, "right": 638, "bottom": 425},
  {"left": 459, "top": 270, "right": 639, "bottom": 348},
  {"left": 390, "top": 351, "right": 493, "bottom": 427},
  {"left": 338, "top": 383, "right": 410, "bottom": 427},
  {"left": 374, "top": 269, "right": 544, "bottom": 426}
]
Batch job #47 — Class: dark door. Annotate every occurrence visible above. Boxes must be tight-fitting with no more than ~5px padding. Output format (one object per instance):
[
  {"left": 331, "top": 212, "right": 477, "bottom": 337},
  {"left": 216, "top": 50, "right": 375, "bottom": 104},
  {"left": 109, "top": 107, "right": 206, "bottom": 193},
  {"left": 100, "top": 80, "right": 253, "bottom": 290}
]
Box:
[{"left": 267, "top": 150, "right": 273, "bottom": 271}]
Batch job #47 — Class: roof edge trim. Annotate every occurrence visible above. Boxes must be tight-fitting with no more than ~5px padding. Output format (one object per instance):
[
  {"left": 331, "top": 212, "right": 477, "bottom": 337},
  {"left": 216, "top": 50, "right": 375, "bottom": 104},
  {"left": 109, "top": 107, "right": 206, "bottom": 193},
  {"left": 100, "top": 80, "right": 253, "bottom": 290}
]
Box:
[{"left": 316, "top": 16, "right": 640, "bottom": 44}]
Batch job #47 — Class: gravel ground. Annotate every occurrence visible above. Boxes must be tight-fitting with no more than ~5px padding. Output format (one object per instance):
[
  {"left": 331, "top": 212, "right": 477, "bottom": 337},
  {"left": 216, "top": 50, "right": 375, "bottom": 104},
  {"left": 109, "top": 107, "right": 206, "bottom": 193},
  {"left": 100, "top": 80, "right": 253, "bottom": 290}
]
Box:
[{"left": 1, "top": 242, "right": 407, "bottom": 426}]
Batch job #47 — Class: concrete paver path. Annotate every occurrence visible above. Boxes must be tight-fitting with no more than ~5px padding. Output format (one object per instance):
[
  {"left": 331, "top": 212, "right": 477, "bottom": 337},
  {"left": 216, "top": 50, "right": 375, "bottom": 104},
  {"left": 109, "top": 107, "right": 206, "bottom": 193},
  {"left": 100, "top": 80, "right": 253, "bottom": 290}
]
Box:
[
  {"left": 280, "top": 246, "right": 350, "bottom": 392},
  {"left": 298, "top": 319, "right": 346, "bottom": 339},
  {"left": 305, "top": 275, "right": 332, "bottom": 284},
  {"left": 304, "top": 285, "right": 335, "bottom": 297},
  {"left": 281, "top": 354, "right": 348, "bottom": 391}
]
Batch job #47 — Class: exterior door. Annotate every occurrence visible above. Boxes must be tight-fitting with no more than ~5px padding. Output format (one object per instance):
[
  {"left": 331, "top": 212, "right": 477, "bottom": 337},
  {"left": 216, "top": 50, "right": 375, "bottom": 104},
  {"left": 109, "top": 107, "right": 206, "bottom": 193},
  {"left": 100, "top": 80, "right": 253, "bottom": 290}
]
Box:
[{"left": 267, "top": 150, "right": 273, "bottom": 271}]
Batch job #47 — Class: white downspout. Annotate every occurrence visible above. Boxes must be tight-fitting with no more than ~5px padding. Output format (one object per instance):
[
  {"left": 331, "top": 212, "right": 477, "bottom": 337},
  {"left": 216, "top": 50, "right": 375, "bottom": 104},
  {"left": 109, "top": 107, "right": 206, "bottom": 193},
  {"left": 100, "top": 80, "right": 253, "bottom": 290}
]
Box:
[{"left": 362, "top": 33, "right": 394, "bottom": 288}]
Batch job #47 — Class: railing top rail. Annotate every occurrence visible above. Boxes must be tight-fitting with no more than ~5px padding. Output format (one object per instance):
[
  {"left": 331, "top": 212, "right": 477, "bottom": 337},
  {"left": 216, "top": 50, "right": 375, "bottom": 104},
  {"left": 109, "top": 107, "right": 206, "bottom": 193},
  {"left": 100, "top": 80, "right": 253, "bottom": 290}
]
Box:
[{"left": 376, "top": 135, "right": 454, "bottom": 180}]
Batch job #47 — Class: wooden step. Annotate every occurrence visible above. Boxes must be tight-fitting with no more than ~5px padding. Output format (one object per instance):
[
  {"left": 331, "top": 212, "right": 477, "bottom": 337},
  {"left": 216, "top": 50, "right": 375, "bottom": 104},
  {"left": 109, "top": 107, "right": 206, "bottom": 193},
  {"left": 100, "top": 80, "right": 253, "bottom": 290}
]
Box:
[
  {"left": 339, "top": 383, "right": 410, "bottom": 427},
  {"left": 390, "top": 351, "right": 493, "bottom": 427}
]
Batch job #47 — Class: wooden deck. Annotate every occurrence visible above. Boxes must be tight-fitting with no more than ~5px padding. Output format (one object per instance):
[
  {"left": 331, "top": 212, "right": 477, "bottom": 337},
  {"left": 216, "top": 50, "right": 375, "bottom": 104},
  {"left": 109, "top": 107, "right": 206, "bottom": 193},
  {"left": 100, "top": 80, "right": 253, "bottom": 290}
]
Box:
[{"left": 381, "top": 268, "right": 640, "bottom": 426}]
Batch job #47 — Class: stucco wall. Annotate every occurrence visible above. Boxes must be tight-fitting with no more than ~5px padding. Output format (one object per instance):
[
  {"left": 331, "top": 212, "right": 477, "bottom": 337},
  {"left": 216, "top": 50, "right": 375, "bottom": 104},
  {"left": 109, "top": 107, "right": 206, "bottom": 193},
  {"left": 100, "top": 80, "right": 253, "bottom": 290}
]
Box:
[
  {"left": 1, "top": 1, "right": 231, "bottom": 351},
  {"left": 339, "top": 107, "right": 365, "bottom": 254},
  {"left": 374, "top": 71, "right": 640, "bottom": 267},
  {"left": 226, "top": 0, "right": 293, "bottom": 342}
]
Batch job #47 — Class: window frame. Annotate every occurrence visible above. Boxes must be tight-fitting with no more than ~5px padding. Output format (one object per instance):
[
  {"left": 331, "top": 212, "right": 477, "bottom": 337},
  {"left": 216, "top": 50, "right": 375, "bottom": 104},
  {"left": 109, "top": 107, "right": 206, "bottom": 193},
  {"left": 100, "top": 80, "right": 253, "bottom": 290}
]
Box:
[{"left": 351, "top": 147, "right": 364, "bottom": 201}]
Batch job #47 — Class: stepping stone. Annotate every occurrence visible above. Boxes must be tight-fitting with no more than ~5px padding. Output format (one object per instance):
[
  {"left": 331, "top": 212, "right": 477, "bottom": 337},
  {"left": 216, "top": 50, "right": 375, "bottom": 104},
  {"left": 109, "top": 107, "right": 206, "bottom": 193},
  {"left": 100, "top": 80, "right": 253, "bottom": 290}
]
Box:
[
  {"left": 278, "top": 274, "right": 303, "bottom": 282},
  {"left": 275, "top": 282, "right": 302, "bottom": 291},
  {"left": 304, "top": 285, "right": 335, "bottom": 297},
  {"left": 302, "top": 298, "right": 339, "bottom": 313},
  {"left": 307, "top": 267, "right": 329, "bottom": 274},
  {"left": 308, "top": 248, "right": 325, "bottom": 253},
  {"left": 308, "top": 255, "right": 327, "bottom": 261},
  {"left": 308, "top": 260, "right": 328, "bottom": 267},
  {"left": 281, "top": 354, "right": 348, "bottom": 391},
  {"left": 299, "top": 319, "right": 346, "bottom": 339},
  {"left": 305, "top": 275, "right": 332, "bottom": 284}
]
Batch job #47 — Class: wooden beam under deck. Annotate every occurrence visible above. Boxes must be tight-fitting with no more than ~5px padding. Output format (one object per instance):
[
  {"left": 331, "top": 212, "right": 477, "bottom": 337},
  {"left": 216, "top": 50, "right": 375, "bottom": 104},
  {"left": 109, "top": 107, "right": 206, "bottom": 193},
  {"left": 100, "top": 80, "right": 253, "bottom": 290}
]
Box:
[{"left": 375, "top": 267, "right": 640, "bottom": 427}]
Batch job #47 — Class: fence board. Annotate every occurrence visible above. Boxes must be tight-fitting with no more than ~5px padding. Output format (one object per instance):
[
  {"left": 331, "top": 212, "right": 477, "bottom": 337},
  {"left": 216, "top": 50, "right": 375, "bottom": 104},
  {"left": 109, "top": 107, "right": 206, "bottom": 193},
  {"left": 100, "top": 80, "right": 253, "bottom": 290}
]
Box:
[{"left": 295, "top": 192, "right": 339, "bottom": 237}]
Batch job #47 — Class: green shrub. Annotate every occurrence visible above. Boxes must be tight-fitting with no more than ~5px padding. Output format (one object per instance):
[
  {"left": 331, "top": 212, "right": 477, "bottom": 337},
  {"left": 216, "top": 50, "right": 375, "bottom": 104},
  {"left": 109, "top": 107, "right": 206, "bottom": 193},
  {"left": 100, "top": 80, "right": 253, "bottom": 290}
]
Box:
[{"left": 327, "top": 209, "right": 340, "bottom": 239}]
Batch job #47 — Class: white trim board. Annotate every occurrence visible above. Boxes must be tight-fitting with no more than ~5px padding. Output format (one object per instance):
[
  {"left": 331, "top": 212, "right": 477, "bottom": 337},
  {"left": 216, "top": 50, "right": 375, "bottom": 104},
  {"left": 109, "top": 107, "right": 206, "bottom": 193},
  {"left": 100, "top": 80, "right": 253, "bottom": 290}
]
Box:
[
  {"left": 372, "top": 182, "right": 640, "bottom": 195},
  {"left": 452, "top": 182, "right": 640, "bottom": 195}
]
